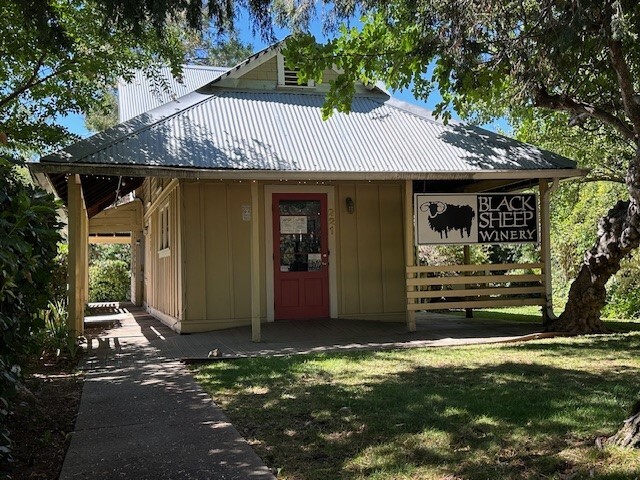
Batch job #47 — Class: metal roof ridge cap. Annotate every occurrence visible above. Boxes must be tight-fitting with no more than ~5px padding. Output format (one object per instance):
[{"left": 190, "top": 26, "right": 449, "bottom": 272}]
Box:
[
  {"left": 41, "top": 89, "right": 218, "bottom": 164},
  {"left": 183, "top": 64, "right": 230, "bottom": 71}
]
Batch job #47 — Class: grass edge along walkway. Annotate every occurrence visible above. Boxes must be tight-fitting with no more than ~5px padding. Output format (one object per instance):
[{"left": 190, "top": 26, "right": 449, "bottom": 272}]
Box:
[{"left": 194, "top": 331, "right": 640, "bottom": 480}]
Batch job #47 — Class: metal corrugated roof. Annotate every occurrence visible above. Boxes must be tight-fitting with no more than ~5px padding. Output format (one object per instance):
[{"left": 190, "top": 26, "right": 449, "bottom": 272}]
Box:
[
  {"left": 46, "top": 89, "right": 576, "bottom": 176},
  {"left": 118, "top": 65, "right": 228, "bottom": 122}
]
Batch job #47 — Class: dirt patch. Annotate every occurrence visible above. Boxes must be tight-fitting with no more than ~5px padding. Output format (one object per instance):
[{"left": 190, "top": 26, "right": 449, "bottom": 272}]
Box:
[{"left": 4, "top": 356, "right": 84, "bottom": 480}]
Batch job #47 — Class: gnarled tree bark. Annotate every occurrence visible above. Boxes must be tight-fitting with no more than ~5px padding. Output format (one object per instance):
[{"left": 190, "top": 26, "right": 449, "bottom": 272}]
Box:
[
  {"left": 606, "top": 402, "right": 640, "bottom": 448},
  {"left": 546, "top": 199, "right": 635, "bottom": 333}
]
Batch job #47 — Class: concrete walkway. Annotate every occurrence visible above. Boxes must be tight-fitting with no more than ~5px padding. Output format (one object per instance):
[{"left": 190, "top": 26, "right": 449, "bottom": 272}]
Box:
[
  {"left": 60, "top": 307, "right": 275, "bottom": 480},
  {"left": 62, "top": 305, "right": 545, "bottom": 479}
]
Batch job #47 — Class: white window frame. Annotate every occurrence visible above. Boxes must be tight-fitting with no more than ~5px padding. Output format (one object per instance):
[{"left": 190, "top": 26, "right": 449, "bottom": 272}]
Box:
[{"left": 158, "top": 203, "right": 170, "bottom": 258}]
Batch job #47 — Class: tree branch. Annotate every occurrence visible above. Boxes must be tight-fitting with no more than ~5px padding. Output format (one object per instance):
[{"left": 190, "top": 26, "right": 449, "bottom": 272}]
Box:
[
  {"left": 0, "top": 53, "right": 46, "bottom": 110},
  {"left": 608, "top": 39, "right": 640, "bottom": 138},
  {"left": 0, "top": 58, "right": 76, "bottom": 111},
  {"left": 579, "top": 175, "right": 625, "bottom": 185},
  {"left": 533, "top": 87, "right": 635, "bottom": 142}
]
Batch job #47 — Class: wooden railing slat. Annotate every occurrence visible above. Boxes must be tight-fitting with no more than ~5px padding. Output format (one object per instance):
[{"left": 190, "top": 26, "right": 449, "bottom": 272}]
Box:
[
  {"left": 406, "top": 263, "right": 543, "bottom": 274},
  {"left": 406, "top": 286, "right": 545, "bottom": 299},
  {"left": 407, "top": 274, "right": 542, "bottom": 286},
  {"left": 407, "top": 298, "right": 546, "bottom": 311}
]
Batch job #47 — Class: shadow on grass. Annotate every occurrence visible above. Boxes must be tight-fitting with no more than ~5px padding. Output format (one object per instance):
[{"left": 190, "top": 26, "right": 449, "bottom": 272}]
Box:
[
  {"left": 514, "top": 331, "right": 640, "bottom": 362},
  {"left": 449, "top": 309, "right": 640, "bottom": 334},
  {"left": 447, "top": 309, "right": 543, "bottom": 324},
  {"left": 602, "top": 318, "right": 640, "bottom": 333},
  {"left": 196, "top": 340, "right": 640, "bottom": 480}
]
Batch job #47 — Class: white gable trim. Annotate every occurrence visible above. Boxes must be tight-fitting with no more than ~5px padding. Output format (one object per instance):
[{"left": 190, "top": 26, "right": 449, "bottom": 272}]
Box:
[{"left": 212, "top": 42, "right": 283, "bottom": 85}]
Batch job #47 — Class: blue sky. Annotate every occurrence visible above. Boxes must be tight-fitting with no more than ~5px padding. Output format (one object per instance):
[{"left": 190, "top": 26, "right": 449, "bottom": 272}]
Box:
[{"left": 58, "top": 15, "right": 509, "bottom": 138}]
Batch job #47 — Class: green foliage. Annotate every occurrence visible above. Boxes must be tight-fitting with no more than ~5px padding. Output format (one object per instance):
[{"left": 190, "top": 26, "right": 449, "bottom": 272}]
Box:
[
  {"left": 1, "top": 0, "right": 188, "bottom": 154},
  {"left": 603, "top": 255, "right": 640, "bottom": 319},
  {"left": 288, "top": 1, "right": 640, "bottom": 134},
  {"left": 418, "top": 244, "right": 537, "bottom": 268},
  {"left": 514, "top": 111, "right": 632, "bottom": 184},
  {"left": 418, "top": 245, "right": 488, "bottom": 266},
  {"left": 184, "top": 31, "right": 254, "bottom": 66},
  {"left": 512, "top": 108, "right": 633, "bottom": 312},
  {"left": 89, "top": 258, "right": 131, "bottom": 303},
  {"left": 88, "top": 244, "right": 131, "bottom": 303},
  {"left": 551, "top": 182, "right": 627, "bottom": 279},
  {"left": 0, "top": 159, "right": 61, "bottom": 466},
  {"left": 40, "top": 299, "right": 81, "bottom": 360},
  {"left": 89, "top": 243, "right": 131, "bottom": 265},
  {"left": 50, "top": 244, "right": 69, "bottom": 303},
  {"left": 84, "top": 91, "right": 119, "bottom": 133}
]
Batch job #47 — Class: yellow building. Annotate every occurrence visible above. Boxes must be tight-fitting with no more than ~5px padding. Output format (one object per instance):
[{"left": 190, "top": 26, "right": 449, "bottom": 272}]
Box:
[{"left": 31, "top": 42, "right": 583, "bottom": 340}]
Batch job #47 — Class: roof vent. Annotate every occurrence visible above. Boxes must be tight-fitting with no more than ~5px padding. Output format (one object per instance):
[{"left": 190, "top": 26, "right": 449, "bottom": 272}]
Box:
[
  {"left": 278, "top": 54, "right": 314, "bottom": 88},
  {"left": 283, "top": 68, "right": 307, "bottom": 87}
]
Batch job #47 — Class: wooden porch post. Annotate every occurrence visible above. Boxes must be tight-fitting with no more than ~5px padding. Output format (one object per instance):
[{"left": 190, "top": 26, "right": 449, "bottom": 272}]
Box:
[
  {"left": 404, "top": 180, "right": 417, "bottom": 332},
  {"left": 250, "top": 181, "right": 261, "bottom": 342},
  {"left": 67, "top": 174, "right": 88, "bottom": 335},
  {"left": 131, "top": 230, "right": 144, "bottom": 305},
  {"left": 539, "top": 178, "right": 557, "bottom": 324},
  {"left": 463, "top": 245, "right": 473, "bottom": 318}
]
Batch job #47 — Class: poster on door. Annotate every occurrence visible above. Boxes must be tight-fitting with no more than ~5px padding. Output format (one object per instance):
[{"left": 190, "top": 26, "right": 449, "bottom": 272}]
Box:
[
  {"left": 280, "top": 215, "right": 308, "bottom": 234},
  {"left": 415, "top": 193, "right": 538, "bottom": 245}
]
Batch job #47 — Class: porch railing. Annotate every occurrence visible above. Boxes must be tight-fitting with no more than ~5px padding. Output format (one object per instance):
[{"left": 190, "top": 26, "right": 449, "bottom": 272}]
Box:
[{"left": 406, "top": 263, "right": 545, "bottom": 311}]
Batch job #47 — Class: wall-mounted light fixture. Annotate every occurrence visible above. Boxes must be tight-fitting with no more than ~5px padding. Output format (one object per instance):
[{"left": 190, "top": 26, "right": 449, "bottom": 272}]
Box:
[{"left": 346, "top": 197, "right": 355, "bottom": 214}]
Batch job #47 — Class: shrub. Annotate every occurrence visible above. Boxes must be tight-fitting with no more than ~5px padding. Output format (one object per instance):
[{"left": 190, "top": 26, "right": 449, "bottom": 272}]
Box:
[
  {"left": 603, "top": 255, "right": 640, "bottom": 320},
  {"left": 50, "top": 244, "right": 68, "bottom": 303},
  {"left": 89, "top": 259, "right": 130, "bottom": 302},
  {"left": 0, "top": 159, "right": 61, "bottom": 466},
  {"left": 40, "top": 299, "right": 81, "bottom": 360}
]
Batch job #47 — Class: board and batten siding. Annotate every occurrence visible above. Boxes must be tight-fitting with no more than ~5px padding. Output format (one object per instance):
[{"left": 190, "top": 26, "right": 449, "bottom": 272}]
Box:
[
  {"left": 141, "top": 179, "right": 406, "bottom": 332},
  {"left": 336, "top": 183, "right": 406, "bottom": 320},
  {"left": 181, "top": 181, "right": 264, "bottom": 332},
  {"left": 89, "top": 199, "right": 142, "bottom": 234},
  {"left": 143, "top": 180, "right": 182, "bottom": 330},
  {"left": 233, "top": 55, "right": 345, "bottom": 93}
]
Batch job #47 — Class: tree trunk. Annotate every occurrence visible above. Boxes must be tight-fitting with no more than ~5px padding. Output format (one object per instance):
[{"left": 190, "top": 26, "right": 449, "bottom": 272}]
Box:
[
  {"left": 548, "top": 151, "right": 640, "bottom": 333},
  {"left": 606, "top": 404, "right": 640, "bottom": 448},
  {"left": 546, "top": 200, "right": 632, "bottom": 332}
]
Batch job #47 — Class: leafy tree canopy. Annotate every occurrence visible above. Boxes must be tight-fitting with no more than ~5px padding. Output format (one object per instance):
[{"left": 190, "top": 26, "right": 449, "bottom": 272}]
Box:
[
  {"left": 1, "top": 0, "right": 266, "bottom": 154},
  {"left": 285, "top": 0, "right": 640, "bottom": 336},
  {"left": 183, "top": 31, "right": 254, "bottom": 66},
  {"left": 1, "top": 0, "right": 189, "bottom": 154},
  {"left": 286, "top": 1, "right": 640, "bottom": 137}
]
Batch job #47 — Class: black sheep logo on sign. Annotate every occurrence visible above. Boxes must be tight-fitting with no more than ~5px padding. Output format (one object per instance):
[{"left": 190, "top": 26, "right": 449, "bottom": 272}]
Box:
[{"left": 421, "top": 201, "right": 475, "bottom": 239}]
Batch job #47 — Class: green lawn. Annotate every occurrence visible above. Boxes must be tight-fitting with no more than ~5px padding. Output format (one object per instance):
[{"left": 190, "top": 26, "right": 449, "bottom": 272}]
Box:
[
  {"left": 194, "top": 332, "right": 640, "bottom": 479},
  {"left": 449, "top": 307, "right": 640, "bottom": 332}
]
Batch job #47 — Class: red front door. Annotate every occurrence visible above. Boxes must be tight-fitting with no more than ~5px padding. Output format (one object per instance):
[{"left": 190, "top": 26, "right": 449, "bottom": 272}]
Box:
[{"left": 273, "top": 193, "right": 329, "bottom": 319}]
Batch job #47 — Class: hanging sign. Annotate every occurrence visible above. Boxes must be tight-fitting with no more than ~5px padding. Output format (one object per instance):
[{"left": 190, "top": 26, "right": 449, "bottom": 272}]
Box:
[{"left": 415, "top": 193, "right": 538, "bottom": 245}]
